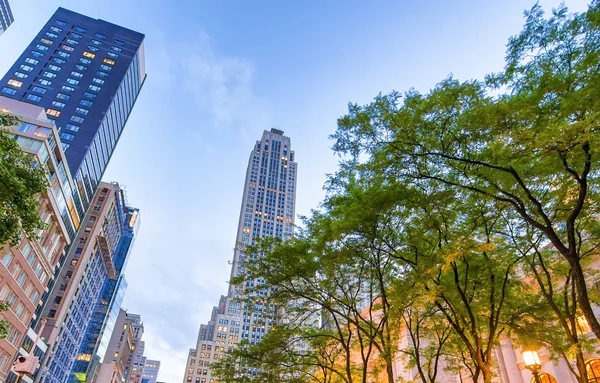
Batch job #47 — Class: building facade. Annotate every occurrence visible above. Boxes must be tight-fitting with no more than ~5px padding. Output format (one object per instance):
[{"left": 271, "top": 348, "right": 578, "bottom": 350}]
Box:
[
  {"left": 184, "top": 129, "right": 298, "bottom": 383},
  {"left": 141, "top": 359, "right": 160, "bottom": 383},
  {"left": 0, "top": 7, "right": 146, "bottom": 213},
  {"left": 0, "top": 0, "right": 14, "bottom": 36},
  {"left": 0, "top": 97, "right": 80, "bottom": 382},
  {"left": 35, "top": 182, "right": 138, "bottom": 383},
  {"left": 94, "top": 309, "right": 136, "bottom": 383}
]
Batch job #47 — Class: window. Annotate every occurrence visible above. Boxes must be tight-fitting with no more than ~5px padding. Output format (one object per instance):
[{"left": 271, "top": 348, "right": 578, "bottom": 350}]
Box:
[
  {"left": 79, "top": 99, "right": 93, "bottom": 107},
  {"left": 88, "top": 85, "right": 101, "bottom": 92},
  {"left": 80, "top": 58, "right": 92, "bottom": 65},
  {"left": 50, "top": 25, "right": 63, "bottom": 32},
  {"left": 66, "top": 39, "right": 79, "bottom": 45},
  {"left": 26, "top": 94, "right": 41, "bottom": 102},
  {"left": 102, "top": 58, "right": 115, "bottom": 66},
  {"left": 19, "top": 64, "right": 34, "bottom": 72},
  {"left": 46, "top": 109, "right": 61, "bottom": 117},
  {"left": 1, "top": 87, "right": 16, "bottom": 95},
  {"left": 25, "top": 58, "right": 39, "bottom": 65},
  {"left": 75, "top": 26, "right": 87, "bottom": 33},
  {"left": 51, "top": 101, "right": 66, "bottom": 109},
  {"left": 60, "top": 132, "right": 75, "bottom": 141},
  {"left": 37, "top": 78, "right": 51, "bottom": 86},
  {"left": 92, "top": 78, "right": 105, "bottom": 85},
  {"left": 42, "top": 71, "right": 57, "bottom": 79},
  {"left": 95, "top": 33, "right": 107, "bottom": 39},
  {"left": 55, "top": 20, "right": 67, "bottom": 26},
  {"left": 35, "top": 44, "right": 49, "bottom": 52},
  {"left": 61, "top": 44, "right": 74, "bottom": 52},
  {"left": 8, "top": 79, "right": 23, "bottom": 88},
  {"left": 534, "top": 374, "right": 558, "bottom": 383},
  {"left": 40, "top": 38, "right": 53, "bottom": 45},
  {"left": 115, "top": 39, "right": 125, "bottom": 46},
  {"left": 61, "top": 85, "right": 75, "bottom": 92},
  {"left": 107, "top": 52, "right": 119, "bottom": 59},
  {"left": 65, "top": 124, "right": 79, "bottom": 132},
  {"left": 57, "top": 51, "right": 71, "bottom": 58},
  {"left": 70, "top": 115, "right": 84, "bottom": 123},
  {"left": 45, "top": 32, "right": 58, "bottom": 39},
  {"left": 14, "top": 72, "right": 28, "bottom": 79},
  {"left": 66, "top": 78, "right": 80, "bottom": 85},
  {"left": 47, "top": 64, "right": 61, "bottom": 72},
  {"left": 52, "top": 57, "right": 66, "bottom": 65},
  {"left": 71, "top": 71, "right": 83, "bottom": 78},
  {"left": 84, "top": 92, "right": 96, "bottom": 99},
  {"left": 100, "top": 64, "right": 112, "bottom": 71},
  {"left": 96, "top": 71, "right": 108, "bottom": 77},
  {"left": 111, "top": 46, "right": 122, "bottom": 52},
  {"left": 75, "top": 64, "right": 87, "bottom": 71},
  {"left": 87, "top": 45, "right": 99, "bottom": 52},
  {"left": 587, "top": 360, "right": 600, "bottom": 383},
  {"left": 75, "top": 107, "right": 89, "bottom": 115},
  {"left": 70, "top": 32, "right": 83, "bottom": 39},
  {"left": 82, "top": 51, "right": 96, "bottom": 59},
  {"left": 31, "top": 50, "right": 44, "bottom": 58},
  {"left": 32, "top": 86, "right": 47, "bottom": 94},
  {"left": 56, "top": 92, "right": 70, "bottom": 100},
  {"left": 29, "top": 290, "right": 39, "bottom": 304},
  {"left": 1, "top": 251, "right": 13, "bottom": 268},
  {"left": 62, "top": 143, "right": 70, "bottom": 151}
]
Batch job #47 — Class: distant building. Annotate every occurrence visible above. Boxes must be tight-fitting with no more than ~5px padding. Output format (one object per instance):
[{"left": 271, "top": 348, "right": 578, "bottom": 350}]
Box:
[
  {"left": 141, "top": 359, "right": 160, "bottom": 383},
  {"left": 0, "top": 96, "right": 79, "bottom": 382},
  {"left": 0, "top": 0, "right": 14, "bottom": 36},
  {"left": 94, "top": 309, "right": 137, "bottom": 383},
  {"left": 0, "top": 7, "right": 146, "bottom": 213},
  {"left": 184, "top": 129, "right": 298, "bottom": 382}
]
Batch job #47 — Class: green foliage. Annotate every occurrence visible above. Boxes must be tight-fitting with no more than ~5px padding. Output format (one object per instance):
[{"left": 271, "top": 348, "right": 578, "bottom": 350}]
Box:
[{"left": 0, "top": 114, "right": 49, "bottom": 245}]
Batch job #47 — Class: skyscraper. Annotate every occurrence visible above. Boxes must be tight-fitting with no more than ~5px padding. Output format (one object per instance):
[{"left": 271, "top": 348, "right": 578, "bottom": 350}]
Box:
[
  {"left": 0, "top": 7, "right": 146, "bottom": 214},
  {"left": 184, "top": 129, "right": 298, "bottom": 383},
  {"left": 141, "top": 359, "right": 160, "bottom": 383},
  {"left": 0, "top": 0, "right": 14, "bottom": 36}
]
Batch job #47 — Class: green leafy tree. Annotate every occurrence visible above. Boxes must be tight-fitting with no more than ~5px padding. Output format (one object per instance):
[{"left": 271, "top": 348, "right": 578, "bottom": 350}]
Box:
[
  {"left": 332, "top": 2, "right": 600, "bottom": 340},
  {"left": 0, "top": 114, "right": 48, "bottom": 245}
]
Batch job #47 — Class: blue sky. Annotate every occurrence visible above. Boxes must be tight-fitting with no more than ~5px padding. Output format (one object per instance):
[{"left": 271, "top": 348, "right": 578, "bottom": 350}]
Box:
[{"left": 0, "top": 0, "right": 590, "bottom": 381}]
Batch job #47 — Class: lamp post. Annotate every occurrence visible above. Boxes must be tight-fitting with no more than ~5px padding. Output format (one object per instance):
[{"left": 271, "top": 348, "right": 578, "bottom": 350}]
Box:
[{"left": 522, "top": 346, "right": 543, "bottom": 383}]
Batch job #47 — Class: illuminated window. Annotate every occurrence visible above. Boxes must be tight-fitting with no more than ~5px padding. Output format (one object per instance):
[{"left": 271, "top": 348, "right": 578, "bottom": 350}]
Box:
[
  {"left": 92, "top": 78, "right": 105, "bottom": 85},
  {"left": 46, "top": 109, "right": 61, "bottom": 117},
  {"left": 45, "top": 32, "right": 58, "bottom": 39},
  {"left": 61, "top": 85, "right": 75, "bottom": 92},
  {"left": 88, "top": 85, "right": 101, "bottom": 92},
  {"left": 61, "top": 45, "right": 74, "bottom": 52},
  {"left": 71, "top": 71, "right": 83, "bottom": 78},
  {"left": 14, "top": 72, "right": 28, "bottom": 79},
  {"left": 24, "top": 58, "right": 39, "bottom": 65},
  {"left": 47, "top": 65, "right": 61, "bottom": 72},
  {"left": 40, "top": 38, "right": 53, "bottom": 45},
  {"left": 42, "top": 71, "right": 57, "bottom": 79},
  {"left": 66, "top": 78, "right": 79, "bottom": 86},
  {"left": 50, "top": 26, "right": 62, "bottom": 32},
  {"left": 37, "top": 79, "right": 51, "bottom": 86},
  {"left": 587, "top": 360, "right": 600, "bottom": 383},
  {"left": 8, "top": 79, "right": 23, "bottom": 88},
  {"left": 35, "top": 44, "right": 49, "bottom": 52},
  {"left": 75, "top": 107, "right": 88, "bottom": 116},
  {"left": 82, "top": 52, "right": 96, "bottom": 59},
  {"left": 102, "top": 58, "right": 115, "bottom": 66}
]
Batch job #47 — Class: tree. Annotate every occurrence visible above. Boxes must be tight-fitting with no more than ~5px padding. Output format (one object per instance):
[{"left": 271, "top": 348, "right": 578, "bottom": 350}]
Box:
[
  {"left": 0, "top": 114, "right": 48, "bottom": 245},
  {"left": 332, "top": 2, "right": 600, "bottom": 340}
]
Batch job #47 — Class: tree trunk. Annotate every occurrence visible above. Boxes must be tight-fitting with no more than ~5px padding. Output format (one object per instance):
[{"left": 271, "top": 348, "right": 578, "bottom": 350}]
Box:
[
  {"left": 385, "top": 362, "right": 395, "bottom": 383},
  {"left": 569, "top": 256, "right": 600, "bottom": 340},
  {"left": 481, "top": 363, "right": 492, "bottom": 383}
]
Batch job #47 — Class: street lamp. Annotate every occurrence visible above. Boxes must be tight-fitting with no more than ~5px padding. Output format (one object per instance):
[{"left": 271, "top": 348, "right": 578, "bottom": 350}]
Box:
[{"left": 522, "top": 346, "right": 542, "bottom": 383}]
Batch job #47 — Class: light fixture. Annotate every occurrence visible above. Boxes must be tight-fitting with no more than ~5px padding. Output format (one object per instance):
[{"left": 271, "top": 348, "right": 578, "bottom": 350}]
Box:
[{"left": 522, "top": 346, "right": 542, "bottom": 383}]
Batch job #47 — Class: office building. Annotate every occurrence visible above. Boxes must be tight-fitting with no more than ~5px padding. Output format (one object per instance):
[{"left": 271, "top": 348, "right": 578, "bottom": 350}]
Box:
[
  {"left": 0, "top": 0, "right": 14, "bottom": 36},
  {"left": 0, "top": 97, "right": 80, "bottom": 382},
  {"left": 94, "top": 309, "right": 137, "bottom": 383},
  {"left": 141, "top": 359, "right": 160, "bottom": 383},
  {"left": 184, "top": 129, "right": 297, "bottom": 383},
  {"left": 34, "top": 182, "right": 138, "bottom": 383},
  {"left": 0, "top": 7, "right": 146, "bottom": 213}
]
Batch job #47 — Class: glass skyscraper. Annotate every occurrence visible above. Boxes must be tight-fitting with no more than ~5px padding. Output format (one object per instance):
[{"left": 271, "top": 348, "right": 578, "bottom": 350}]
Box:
[
  {"left": 0, "top": 7, "right": 146, "bottom": 215},
  {"left": 183, "top": 129, "right": 298, "bottom": 383},
  {"left": 0, "top": 0, "right": 14, "bottom": 36}
]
